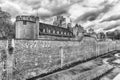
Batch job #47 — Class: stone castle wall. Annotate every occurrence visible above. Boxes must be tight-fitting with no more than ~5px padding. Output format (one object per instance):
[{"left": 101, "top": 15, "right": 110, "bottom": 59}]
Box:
[
  {"left": 0, "top": 38, "right": 119, "bottom": 80},
  {"left": 13, "top": 37, "right": 120, "bottom": 79}
]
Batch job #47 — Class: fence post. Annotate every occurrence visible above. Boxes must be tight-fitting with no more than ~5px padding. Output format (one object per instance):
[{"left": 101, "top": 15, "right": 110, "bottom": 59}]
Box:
[
  {"left": 6, "top": 39, "right": 15, "bottom": 80},
  {"left": 96, "top": 42, "right": 99, "bottom": 56},
  {"left": 60, "top": 47, "right": 64, "bottom": 67}
]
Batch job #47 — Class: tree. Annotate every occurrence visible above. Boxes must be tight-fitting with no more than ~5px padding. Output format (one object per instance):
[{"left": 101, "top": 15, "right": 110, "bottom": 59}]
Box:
[
  {"left": 97, "top": 32, "right": 106, "bottom": 40},
  {"left": 114, "top": 29, "right": 120, "bottom": 40},
  {"left": 0, "top": 7, "right": 15, "bottom": 39}
]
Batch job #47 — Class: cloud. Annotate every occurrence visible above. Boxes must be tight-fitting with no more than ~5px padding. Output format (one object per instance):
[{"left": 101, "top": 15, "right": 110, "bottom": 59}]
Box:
[
  {"left": 74, "top": 10, "right": 100, "bottom": 23},
  {"left": 74, "top": 2, "right": 114, "bottom": 23},
  {"left": 1, "top": 0, "right": 120, "bottom": 33},
  {"left": 31, "top": 0, "right": 85, "bottom": 19},
  {"left": 0, "top": 0, "right": 85, "bottom": 19},
  {"left": 0, "top": 1, "right": 22, "bottom": 17},
  {"left": 100, "top": 2, "right": 120, "bottom": 22},
  {"left": 101, "top": 15, "right": 120, "bottom": 22},
  {"left": 103, "top": 21, "right": 120, "bottom": 30}
]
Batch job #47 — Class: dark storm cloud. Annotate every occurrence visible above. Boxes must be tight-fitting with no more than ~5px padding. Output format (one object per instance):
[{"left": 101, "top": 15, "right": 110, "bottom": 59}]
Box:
[
  {"left": 34, "top": 0, "right": 84, "bottom": 19},
  {"left": 13, "top": 0, "right": 42, "bottom": 10},
  {"left": 50, "top": 5, "right": 71, "bottom": 16},
  {"left": 104, "top": 25, "right": 118, "bottom": 30},
  {"left": 75, "top": 10, "right": 100, "bottom": 22},
  {"left": 101, "top": 15, "right": 120, "bottom": 22},
  {"left": 8, "top": 0, "right": 41, "bottom": 6},
  {"left": 103, "top": 21, "right": 120, "bottom": 30},
  {"left": 74, "top": 2, "right": 114, "bottom": 23},
  {"left": 0, "top": 0, "right": 86, "bottom": 20}
]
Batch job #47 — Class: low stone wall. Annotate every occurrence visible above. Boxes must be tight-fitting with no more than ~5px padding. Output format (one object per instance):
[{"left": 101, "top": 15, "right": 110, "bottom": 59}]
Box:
[
  {"left": 0, "top": 38, "right": 119, "bottom": 80},
  {"left": 13, "top": 37, "right": 119, "bottom": 79},
  {"left": 0, "top": 37, "right": 117, "bottom": 80},
  {"left": 14, "top": 37, "right": 98, "bottom": 79}
]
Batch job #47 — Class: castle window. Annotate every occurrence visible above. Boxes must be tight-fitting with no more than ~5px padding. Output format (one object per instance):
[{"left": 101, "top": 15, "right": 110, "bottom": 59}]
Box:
[
  {"left": 23, "top": 21, "right": 27, "bottom": 25},
  {"left": 46, "top": 28, "right": 49, "bottom": 33},
  {"left": 51, "top": 30, "right": 53, "bottom": 33},
  {"left": 28, "top": 17, "right": 30, "bottom": 20},
  {"left": 19, "top": 17, "right": 21, "bottom": 20},
  {"left": 55, "top": 31, "right": 57, "bottom": 34},
  {"left": 67, "top": 33, "right": 69, "bottom": 36},
  {"left": 59, "top": 31, "right": 61, "bottom": 34},
  {"left": 40, "top": 29, "right": 43, "bottom": 32}
]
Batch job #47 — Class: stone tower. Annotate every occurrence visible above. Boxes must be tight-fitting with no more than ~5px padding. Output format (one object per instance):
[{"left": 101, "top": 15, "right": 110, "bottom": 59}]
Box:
[{"left": 15, "top": 15, "right": 39, "bottom": 39}]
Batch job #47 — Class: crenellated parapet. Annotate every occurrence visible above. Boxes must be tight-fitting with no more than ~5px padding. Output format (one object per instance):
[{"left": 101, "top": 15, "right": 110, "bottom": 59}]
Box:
[{"left": 16, "top": 15, "right": 38, "bottom": 23}]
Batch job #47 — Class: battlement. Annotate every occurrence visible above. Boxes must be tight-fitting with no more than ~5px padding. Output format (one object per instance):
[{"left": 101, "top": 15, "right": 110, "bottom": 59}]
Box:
[{"left": 16, "top": 15, "right": 39, "bottom": 23}]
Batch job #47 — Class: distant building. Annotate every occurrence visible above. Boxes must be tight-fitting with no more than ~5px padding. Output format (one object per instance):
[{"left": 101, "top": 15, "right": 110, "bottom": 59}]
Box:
[
  {"left": 73, "top": 24, "right": 84, "bottom": 36},
  {"left": 72, "top": 24, "right": 85, "bottom": 40},
  {"left": 53, "top": 16, "right": 66, "bottom": 28},
  {"left": 88, "top": 28, "right": 94, "bottom": 34},
  {"left": 67, "top": 23, "right": 72, "bottom": 31},
  {"left": 88, "top": 28, "right": 97, "bottom": 38}
]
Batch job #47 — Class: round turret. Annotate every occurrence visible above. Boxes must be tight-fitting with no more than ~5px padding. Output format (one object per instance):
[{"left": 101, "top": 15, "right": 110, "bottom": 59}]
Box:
[{"left": 15, "top": 15, "right": 39, "bottom": 39}]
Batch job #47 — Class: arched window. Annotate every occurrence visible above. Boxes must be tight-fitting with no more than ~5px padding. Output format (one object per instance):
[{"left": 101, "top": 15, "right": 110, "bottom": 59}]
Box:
[
  {"left": 59, "top": 31, "right": 61, "bottom": 34},
  {"left": 28, "top": 17, "right": 30, "bottom": 20},
  {"left": 50, "top": 30, "right": 53, "bottom": 33},
  {"left": 23, "top": 21, "right": 27, "bottom": 25},
  {"left": 40, "top": 29, "right": 43, "bottom": 32},
  {"left": 19, "top": 17, "right": 21, "bottom": 20}
]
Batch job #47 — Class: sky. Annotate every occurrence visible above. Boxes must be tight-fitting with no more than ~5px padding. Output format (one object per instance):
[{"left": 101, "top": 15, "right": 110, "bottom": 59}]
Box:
[{"left": 0, "top": 0, "right": 120, "bottom": 32}]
